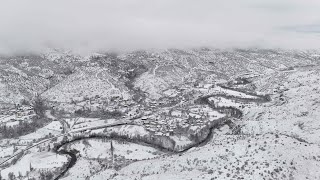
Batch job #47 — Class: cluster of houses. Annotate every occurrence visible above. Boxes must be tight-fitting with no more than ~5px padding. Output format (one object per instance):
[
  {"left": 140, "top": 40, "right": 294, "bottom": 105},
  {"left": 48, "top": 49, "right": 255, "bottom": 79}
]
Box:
[
  {"left": 48, "top": 82, "right": 230, "bottom": 138},
  {"left": 53, "top": 94, "right": 136, "bottom": 115},
  {"left": 15, "top": 106, "right": 35, "bottom": 118},
  {"left": 140, "top": 116, "right": 175, "bottom": 136},
  {"left": 139, "top": 105, "right": 216, "bottom": 137},
  {"left": 0, "top": 105, "right": 36, "bottom": 126}
]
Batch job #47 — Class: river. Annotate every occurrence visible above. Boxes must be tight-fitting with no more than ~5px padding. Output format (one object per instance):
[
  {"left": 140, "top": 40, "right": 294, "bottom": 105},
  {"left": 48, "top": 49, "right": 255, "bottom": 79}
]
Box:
[{"left": 53, "top": 83, "right": 270, "bottom": 179}]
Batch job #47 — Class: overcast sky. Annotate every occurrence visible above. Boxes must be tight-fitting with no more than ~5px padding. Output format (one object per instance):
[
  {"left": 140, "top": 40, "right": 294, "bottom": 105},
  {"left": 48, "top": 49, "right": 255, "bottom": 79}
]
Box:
[{"left": 0, "top": 0, "right": 320, "bottom": 54}]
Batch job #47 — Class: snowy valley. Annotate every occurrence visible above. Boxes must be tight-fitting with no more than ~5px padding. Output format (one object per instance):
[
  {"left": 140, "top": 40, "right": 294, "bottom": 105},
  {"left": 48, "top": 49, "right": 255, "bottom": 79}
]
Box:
[{"left": 1, "top": 48, "right": 320, "bottom": 180}]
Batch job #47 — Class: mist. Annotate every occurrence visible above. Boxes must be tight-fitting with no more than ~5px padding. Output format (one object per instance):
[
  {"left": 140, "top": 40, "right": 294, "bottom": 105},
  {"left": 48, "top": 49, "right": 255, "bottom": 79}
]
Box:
[{"left": 1, "top": 0, "right": 320, "bottom": 55}]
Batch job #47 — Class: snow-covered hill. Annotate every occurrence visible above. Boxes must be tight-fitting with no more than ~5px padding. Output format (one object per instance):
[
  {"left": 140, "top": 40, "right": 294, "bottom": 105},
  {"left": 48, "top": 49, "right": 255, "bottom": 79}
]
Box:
[{"left": 1, "top": 48, "right": 320, "bottom": 180}]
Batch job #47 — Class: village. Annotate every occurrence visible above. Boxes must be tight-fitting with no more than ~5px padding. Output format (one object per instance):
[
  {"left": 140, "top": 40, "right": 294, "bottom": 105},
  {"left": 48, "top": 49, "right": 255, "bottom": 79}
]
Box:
[
  {"left": 0, "top": 104, "right": 36, "bottom": 128},
  {"left": 45, "top": 81, "right": 252, "bottom": 139}
]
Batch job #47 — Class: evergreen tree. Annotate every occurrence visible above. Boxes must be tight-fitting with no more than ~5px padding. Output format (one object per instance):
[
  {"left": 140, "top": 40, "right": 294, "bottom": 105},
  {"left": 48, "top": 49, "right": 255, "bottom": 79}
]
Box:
[
  {"left": 8, "top": 172, "right": 15, "bottom": 180},
  {"left": 110, "top": 141, "right": 114, "bottom": 167},
  {"left": 31, "top": 94, "right": 46, "bottom": 117},
  {"left": 18, "top": 172, "right": 22, "bottom": 180},
  {"left": 29, "top": 162, "right": 33, "bottom": 171}
]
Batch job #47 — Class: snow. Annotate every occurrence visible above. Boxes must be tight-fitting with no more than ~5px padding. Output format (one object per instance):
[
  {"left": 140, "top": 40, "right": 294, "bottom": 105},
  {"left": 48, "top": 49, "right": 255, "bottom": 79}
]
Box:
[
  {"left": 242, "top": 68, "right": 320, "bottom": 144},
  {"left": 44, "top": 121, "right": 62, "bottom": 131},
  {"left": 140, "top": 171, "right": 204, "bottom": 180},
  {"left": 207, "top": 110, "right": 225, "bottom": 119},
  {"left": 135, "top": 73, "right": 166, "bottom": 99},
  {"left": 170, "top": 135, "right": 193, "bottom": 147},
  {"left": 208, "top": 96, "right": 242, "bottom": 108},
  {"left": 19, "top": 121, "right": 62, "bottom": 140},
  {"left": 0, "top": 146, "right": 14, "bottom": 158},
  {"left": 91, "top": 169, "right": 117, "bottom": 180},
  {"left": 1, "top": 152, "right": 68, "bottom": 179},
  {"left": 42, "top": 67, "right": 127, "bottom": 103},
  {"left": 111, "top": 134, "right": 320, "bottom": 180},
  {"left": 4, "top": 121, "right": 20, "bottom": 127},
  {"left": 72, "top": 118, "right": 111, "bottom": 130},
  {"left": 2, "top": 49, "right": 320, "bottom": 180},
  {"left": 0, "top": 115, "right": 16, "bottom": 123},
  {"left": 163, "top": 89, "right": 179, "bottom": 97},
  {"left": 107, "top": 125, "right": 150, "bottom": 137},
  {"left": 171, "top": 110, "right": 182, "bottom": 117},
  {"left": 45, "top": 110, "right": 56, "bottom": 120},
  {"left": 68, "top": 139, "right": 163, "bottom": 161},
  {"left": 211, "top": 86, "right": 259, "bottom": 99},
  {"left": 69, "top": 119, "right": 128, "bottom": 133},
  {"left": 60, "top": 158, "right": 101, "bottom": 180}
]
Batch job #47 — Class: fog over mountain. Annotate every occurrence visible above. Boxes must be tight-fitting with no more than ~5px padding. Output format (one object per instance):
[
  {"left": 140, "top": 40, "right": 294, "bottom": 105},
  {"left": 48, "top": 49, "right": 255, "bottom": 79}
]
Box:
[
  {"left": 2, "top": 1, "right": 320, "bottom": 180},
  {"left": 1, "top": 0, "right": 320, "bottom": 55}
]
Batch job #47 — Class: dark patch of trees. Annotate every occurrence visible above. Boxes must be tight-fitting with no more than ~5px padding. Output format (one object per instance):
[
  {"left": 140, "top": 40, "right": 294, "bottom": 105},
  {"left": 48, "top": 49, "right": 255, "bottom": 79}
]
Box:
[
  {"left": 125, "top": 64, "right": 148, "bottom": 80},
  {"left": 194, "top": 96, "right": 209, "bottom": 105},
  {"left": 74, "top": 108, "right": 123, "bottom": 119},
  {"left": 99, "top": 110, "right": 123, "bottom": 119},
  {"left": 39, "top": 171, "right": 54, "bottom": 180},
  {"left": 0, "top": 117, "right": 50, "bottom": 139},
  {"left": 132, "top": 89, "right": 146, "bottom": 103},
  {"left": 74, "top": 108, "right": 91, "bottom": 116},
  {"left": 20, "top": 99, "right": 30, "bottom": 106},
  {"left": 189, "top": 128, "right": 210, "bottom": 143},
  {"left": 90, "top": 52, "right": 119, "bottom": 67},
  {"left": 60, "top": 66, "right": 75, "bottom": 76},
  {"left": 7, "top": 172, "right": 15, "bottom": 180},
  {"left": 31, "top": 94, "right": 47, "bottom": 117}
]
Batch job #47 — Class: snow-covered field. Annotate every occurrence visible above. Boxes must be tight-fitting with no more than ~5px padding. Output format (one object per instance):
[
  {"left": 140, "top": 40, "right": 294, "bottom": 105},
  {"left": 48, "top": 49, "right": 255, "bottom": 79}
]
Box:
[
  {"left": 19, "top": 121, "right": 62, "bottom": 140},
  {"left": 210, "top": 86, "right": 259, "bottom": 99},
  {"left": 67, "top": 139, "right": 163, "bottom": 160},
  {"left": 242, "top": 67, "right": 320, "bottom": 144},
  {"left": 109, "top": 133, "right": 320, "bottom": 180},
  {"left": 208, "top": 96, "right": 243, "bottom": 108},
  {"left": 1, "top": 152, "right": 68, "bottom": 179}
]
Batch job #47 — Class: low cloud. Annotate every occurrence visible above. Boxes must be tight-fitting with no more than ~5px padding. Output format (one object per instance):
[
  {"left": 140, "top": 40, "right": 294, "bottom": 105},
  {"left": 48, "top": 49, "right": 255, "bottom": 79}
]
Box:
[{"left": 1, "top": 0, "right": 320, "bottom": 55}]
